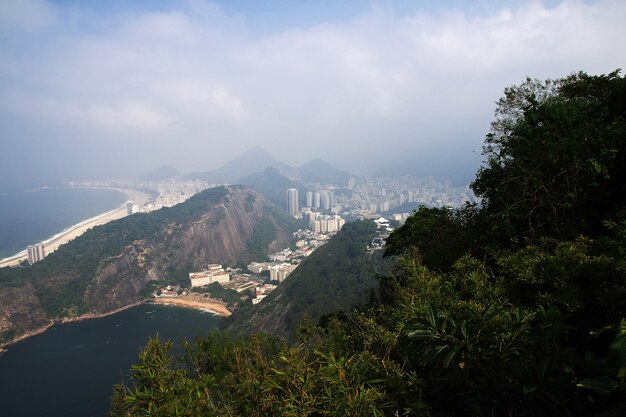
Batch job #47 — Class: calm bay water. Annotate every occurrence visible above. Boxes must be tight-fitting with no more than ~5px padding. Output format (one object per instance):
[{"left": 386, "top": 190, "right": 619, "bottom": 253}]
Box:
[
  {"left": 0, "top": 304, "right": 222, "bottom": 417},
  {"left": 0, "top": 187, "right": 127, "bottom": 258}
]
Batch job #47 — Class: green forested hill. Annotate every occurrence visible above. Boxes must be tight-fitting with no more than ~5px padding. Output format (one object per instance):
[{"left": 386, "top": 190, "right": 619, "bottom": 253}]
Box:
[
  {"left": 226, "top": 220, "right": 393, "bottom": 339},
  {"left": 110, "top": 71, "right": 626, "bottom": 417},
  {"left": 0, "top": 185, "right": 296, "bottom": 345}
]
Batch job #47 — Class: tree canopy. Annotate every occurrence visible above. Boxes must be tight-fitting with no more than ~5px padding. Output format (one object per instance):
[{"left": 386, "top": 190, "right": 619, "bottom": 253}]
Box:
[
  {"left": 472, "top": 70, "right": 626, "bottom": 243},
  {"left": 109, "top": 71, "right": 626, "bottom": 417}
]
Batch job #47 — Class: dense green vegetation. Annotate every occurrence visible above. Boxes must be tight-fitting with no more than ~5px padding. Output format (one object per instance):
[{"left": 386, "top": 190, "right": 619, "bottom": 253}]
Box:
[
  {"left": 246, "top": 204, "right": 300, "bottom": 262},
  {"left": 230, "top": 219, "right": 392, "bottom": 338},
  {"left": 246, "top": 217, "right": 277, "bottom": 262},
  {"left": 0, "top": 187, "right": 230, "bottom": 317},
  {"left": 110, "top": 71, "right": 626, "bottom": 416},
  {"left": 192, "top": 282, "right": 242, "bottom": 305}
]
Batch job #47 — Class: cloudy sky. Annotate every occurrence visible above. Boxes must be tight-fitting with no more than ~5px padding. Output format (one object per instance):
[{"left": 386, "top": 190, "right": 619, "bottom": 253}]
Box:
[{"left": 1, "top": 0, "right": 625, "bottom": 190}]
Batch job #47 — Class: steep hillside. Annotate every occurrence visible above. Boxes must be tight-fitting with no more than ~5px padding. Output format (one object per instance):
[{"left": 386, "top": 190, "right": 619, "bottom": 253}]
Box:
[
  {"left": 226, "top": 220, "right": 392, "bottom": 339},
  {"left": 295, "top": 158, "right": 352, "bottom": 186},
  {"left": 238, "top": 167, "right": 311, "bottom": 210},
  {"left": 0, "top": 185, "right": 296, "bottom": 346}
]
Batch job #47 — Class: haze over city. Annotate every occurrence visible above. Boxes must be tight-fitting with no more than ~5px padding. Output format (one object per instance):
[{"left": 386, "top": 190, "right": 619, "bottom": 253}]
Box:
[{"left": 1, "top": 0, "right": 625, "bottom": 191}]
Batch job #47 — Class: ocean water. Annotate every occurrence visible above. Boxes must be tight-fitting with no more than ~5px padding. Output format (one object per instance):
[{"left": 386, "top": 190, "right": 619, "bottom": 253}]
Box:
[
  {"left": 0, "top": 304, "right": 222, "bottom": 417},
  {"left": 0, "top": 187, "right": 127, "bottom": 258}
]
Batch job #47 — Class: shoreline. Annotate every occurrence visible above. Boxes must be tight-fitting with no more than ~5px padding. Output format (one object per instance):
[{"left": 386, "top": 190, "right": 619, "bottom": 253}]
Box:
[
  {"left": 1, "top": 301, "right": 147, "bottom": 352},
  {"left": 1, "top": 298, "right": 231, "bottom": 353},
  {"left": 151, "top": 297, "right": 232, "bottom": 316},
  {"left": 0, "top": 186, "right": 152, "bottom": 268}
]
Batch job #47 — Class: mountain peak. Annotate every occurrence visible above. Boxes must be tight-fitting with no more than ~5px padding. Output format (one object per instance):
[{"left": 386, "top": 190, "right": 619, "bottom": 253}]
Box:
[
  {"left": 296, "top": 159, "right": 351, "bottom": 186},
  {"left": 185, "top": 148, "right": 290, "bottom": 184},
  {"left": 241, "top": 146, "right": 273, "bottom": 158}
]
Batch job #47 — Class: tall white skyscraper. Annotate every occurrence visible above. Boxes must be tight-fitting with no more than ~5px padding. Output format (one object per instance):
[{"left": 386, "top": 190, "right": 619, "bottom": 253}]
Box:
[
  {"left": 127, "top": 202, "right": 140, "bottom": 215},
  {"left": 306, "top": 191, "right": 313, "bottom": 207},
  {"left": 286, "top": 188, "right": 299, "bottom": 216},
  {"left": 27, "top": 243, "right": 46, "bottom": 265},
  {"left": 314, "top": 192, "right": 321, "bottom": 208},
  {"left": 321, "top": 192, "right": 330, "bottom": 210}
]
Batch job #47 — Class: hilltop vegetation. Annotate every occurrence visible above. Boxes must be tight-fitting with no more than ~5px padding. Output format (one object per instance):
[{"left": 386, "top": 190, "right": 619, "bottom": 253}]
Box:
[
  {"left": 108, "top": 70, "right": 624, "bottom": 416},
  {"left": 227, "top": 220, "right": 392, "bottom": 339}
]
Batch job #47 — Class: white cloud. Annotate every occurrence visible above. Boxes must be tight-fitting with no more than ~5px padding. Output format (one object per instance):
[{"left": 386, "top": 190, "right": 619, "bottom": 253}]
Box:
[{"left": 1, "top": 0, "right": 625, "bottom": 179}]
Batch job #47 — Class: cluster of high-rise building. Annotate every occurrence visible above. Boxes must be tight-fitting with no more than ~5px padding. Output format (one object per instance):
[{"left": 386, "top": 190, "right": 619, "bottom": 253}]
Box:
[
  {"left": 303, "top": 210, "right": 345, "bottom": 233},
  {"left": 333, "top": 176, "right": 478, "bottom": 221},
  {"left": 27, "top": 243, "right": 45, "bottom": 265},
  {"left": 286, "top": 188, "right": 337, "bottom": 217},
  {"left": 286, "top": 177, "right": 475, "bottom": 225},
  {"left": 305, "top": 190, "right": 334, "bottom": 210}
]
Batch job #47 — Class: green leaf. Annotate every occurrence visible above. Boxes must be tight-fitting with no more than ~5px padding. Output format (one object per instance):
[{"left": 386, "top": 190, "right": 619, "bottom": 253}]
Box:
[{"left": 576, "top": 379, "right": 621, "bottom": 395}]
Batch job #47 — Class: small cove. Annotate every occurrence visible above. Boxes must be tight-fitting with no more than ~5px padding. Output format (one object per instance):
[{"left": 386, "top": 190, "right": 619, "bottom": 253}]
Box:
[{"left": 0, "top": 304, "right": 222, "bottom": 417}]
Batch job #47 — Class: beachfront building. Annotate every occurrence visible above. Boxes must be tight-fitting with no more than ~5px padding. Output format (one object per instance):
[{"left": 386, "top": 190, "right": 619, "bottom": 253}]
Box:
[
  {"left": 27, "top": 243, "right": 46, "bottom": 265},
  {"left": 189, "top": 264, "right": 230, "bottom": 287},
  {"left": 126, "top": 202, "right": 140, "bottom": 215}
]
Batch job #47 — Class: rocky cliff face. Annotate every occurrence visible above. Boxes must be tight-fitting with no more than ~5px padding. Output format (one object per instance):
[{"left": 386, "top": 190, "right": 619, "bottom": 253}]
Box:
[{"left": 0, "top": 185, "right": 296, "bottom": 346}]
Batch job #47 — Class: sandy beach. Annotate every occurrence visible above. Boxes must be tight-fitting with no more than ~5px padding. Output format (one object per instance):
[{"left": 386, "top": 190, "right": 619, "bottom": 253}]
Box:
[
  {"left": 0, "top": 187, "right": 152, "bottom": 268},
  {"left": 152, "top": 296, "right": 232, "bottom": 316}
]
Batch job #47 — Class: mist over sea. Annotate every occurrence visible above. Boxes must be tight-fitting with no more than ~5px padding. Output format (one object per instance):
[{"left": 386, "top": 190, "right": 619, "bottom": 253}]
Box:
[{"left": 0, "top": 187, "right": 127, "bottom": 258}]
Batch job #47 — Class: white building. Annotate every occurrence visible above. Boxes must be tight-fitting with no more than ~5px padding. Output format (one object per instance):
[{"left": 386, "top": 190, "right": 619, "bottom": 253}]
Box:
[
  {"left": 189, "top": 264, "right": 230, "bottom": 287},
  {"left": 27, "top": 243, "right": 45, "bottom": 265},
  {"left": 126, "top": 202, "right": 140, "bottom": 215},
  {"left": 269, "top": 263, "right": 296, "bottom": 283},
  {"left": 314, "top": 192, "right": 321, "bottom": 208},
  {"left": 321, "top": 192, "right": 331, "bottom": 210},
  {"left": 286, "top": 188, "right": 299, "bottom": 216},
  {"left": 247, "top": 262, "right": 266, "bottom": 274}
]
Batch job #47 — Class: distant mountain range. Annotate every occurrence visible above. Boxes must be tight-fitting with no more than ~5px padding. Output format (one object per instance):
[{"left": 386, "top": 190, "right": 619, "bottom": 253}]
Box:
[{"left": 185, "top": 147, "right": 353, "bottom": 187}]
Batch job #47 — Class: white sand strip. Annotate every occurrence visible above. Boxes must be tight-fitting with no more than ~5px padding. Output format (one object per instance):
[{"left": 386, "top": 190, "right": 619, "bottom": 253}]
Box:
[{"left": 0, "top": 187, "right": 152, "bottom": 268}]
